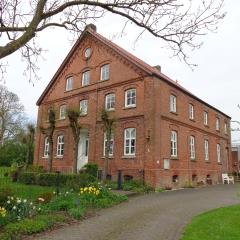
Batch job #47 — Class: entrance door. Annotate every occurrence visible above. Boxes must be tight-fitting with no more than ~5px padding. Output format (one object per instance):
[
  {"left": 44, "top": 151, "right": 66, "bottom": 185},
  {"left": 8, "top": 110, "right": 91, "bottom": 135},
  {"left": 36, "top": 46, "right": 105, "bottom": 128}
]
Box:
[{"left": 77, "top": 129, "right": 89, "bottom": 171}]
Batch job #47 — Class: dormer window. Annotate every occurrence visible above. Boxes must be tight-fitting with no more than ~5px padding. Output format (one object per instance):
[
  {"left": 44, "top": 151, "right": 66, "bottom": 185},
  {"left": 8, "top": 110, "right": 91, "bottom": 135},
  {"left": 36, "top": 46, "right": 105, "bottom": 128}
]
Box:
[
  {"left": 66, "top": 76, "right": 73, "bottom": 91},
  {"left": 101, "top": 64, "right": 110, "bottom": 81}
]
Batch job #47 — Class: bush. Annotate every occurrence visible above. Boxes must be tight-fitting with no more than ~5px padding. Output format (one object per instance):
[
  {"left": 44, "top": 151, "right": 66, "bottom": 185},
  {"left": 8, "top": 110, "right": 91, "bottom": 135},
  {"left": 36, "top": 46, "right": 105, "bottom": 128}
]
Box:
[
  {"left": 27, "top": 165, "right": 45, "bottom": 173},
  {"left": 0, "top": 186, "right": 14, "bottom": 206},
  {"left": 83, "top": 163, "right": 98, "bottom": 177},
  {"left": 18, "top": 172, "right": 37, "bottom": 185},
  {"left": 68, "top": 206, "right": 86, "bottom": 219}
]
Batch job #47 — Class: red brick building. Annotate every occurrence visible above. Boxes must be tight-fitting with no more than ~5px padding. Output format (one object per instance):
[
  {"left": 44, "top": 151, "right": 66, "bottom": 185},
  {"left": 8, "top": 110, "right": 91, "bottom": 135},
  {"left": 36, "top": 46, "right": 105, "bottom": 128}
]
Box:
[
  {"left": 34, "top": 24, "right": 232, "bottom": 188},
  {"left": 231, "top": 145, "right": 240, "bottom": 173}
]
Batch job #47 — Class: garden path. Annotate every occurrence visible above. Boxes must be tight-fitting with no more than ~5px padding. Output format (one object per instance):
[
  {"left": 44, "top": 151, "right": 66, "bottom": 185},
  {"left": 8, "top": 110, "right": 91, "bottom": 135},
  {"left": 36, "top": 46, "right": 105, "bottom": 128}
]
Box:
[{"left": 35, "top": 184, "right": 240, "bottom": 240}]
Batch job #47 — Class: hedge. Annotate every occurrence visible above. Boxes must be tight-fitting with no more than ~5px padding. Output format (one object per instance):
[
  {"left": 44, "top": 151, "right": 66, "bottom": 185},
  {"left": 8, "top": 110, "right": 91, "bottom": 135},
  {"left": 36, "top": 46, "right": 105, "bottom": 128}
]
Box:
[{"left": 18, "top": 172, "right": 96, "bottom": 187}]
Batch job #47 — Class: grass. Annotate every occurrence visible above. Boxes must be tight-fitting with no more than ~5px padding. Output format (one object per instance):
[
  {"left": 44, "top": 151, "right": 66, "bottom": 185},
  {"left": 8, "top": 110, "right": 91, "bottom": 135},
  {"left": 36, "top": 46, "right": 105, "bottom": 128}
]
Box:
[
  {"left": 0, "top": 178, "right": 54, "bottom": 200},
  {"left": 181, "top": 204, "right": 240, "bottom": 240}
]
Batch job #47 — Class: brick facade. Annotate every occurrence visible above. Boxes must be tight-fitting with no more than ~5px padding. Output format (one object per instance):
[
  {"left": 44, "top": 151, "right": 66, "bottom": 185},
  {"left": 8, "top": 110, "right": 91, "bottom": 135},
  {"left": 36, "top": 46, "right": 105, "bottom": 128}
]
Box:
[{"left": 34, "top": 25, "right": 232, "bottom": 188}]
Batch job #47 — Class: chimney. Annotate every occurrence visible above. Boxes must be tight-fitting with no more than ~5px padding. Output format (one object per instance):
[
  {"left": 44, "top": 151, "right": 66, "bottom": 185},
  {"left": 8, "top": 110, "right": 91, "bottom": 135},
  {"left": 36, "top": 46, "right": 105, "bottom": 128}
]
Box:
[
  {"left": 85, "top": 23, "right": 97, "bottom": 32},
  {"left": 153, "top": 65, "right": 161, "bottom": 72}
]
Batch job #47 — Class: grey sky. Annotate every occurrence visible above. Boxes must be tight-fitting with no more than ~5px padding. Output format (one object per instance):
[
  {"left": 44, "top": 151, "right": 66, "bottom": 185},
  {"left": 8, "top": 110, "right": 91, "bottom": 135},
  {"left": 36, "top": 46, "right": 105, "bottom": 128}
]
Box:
[{"left": 2, "top": 1, "right": 240, "bottom": 143}]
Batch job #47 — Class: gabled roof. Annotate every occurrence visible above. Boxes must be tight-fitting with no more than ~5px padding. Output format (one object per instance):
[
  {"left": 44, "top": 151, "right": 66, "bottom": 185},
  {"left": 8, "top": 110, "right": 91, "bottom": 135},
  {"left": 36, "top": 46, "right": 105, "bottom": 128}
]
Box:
[{"left": 36, "top": 25, "right": 230, "bottom": 118}]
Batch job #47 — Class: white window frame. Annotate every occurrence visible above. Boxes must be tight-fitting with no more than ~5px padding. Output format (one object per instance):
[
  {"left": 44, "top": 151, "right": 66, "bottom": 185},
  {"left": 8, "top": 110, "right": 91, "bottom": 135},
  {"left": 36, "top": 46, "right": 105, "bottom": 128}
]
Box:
[
  {"left": 204, "top": 111, "right": 208, "bottom": 125},
  {"left": 204, "top": 140, "right": 209, "bottom": 161},
  {"left": 66, "top": 76, "right": 73, "bottom": 91},
  {"left": 57, "top": 135, "right": 64, "bottom": 157},
  {"left": 100, "top": 64, "right": 110, "bottom": 81},
  {"left": 189, "top": 104, "right": 194, "bottom": 120},
  {"left": 80, "top": 100, "right": 88, "bottom": 116},
  {"left": 170, "top": 131, "right": 178, "bottom": 157},
  {"left": 190, "top": 136, "right": 196, "bottom": 160},
  {"left": 103, "top": 132, "right": 114, "bottom": 156},
  {"left": 59, "top": 105, "right": 66, "bottom": 120},
  {"left": 124, "top": 128, "right": 136, "bottom": 156},
  {"left": 217, "top": 144, "right": 221, "bottom": 163},
  {"left": 44, "top": 137, "right": 49, "bottom": 157},
  {"left": 82, "top": 71, "right": 90, "bottom": 86},
  {"left": 163, "top": 159, "right": 170, "bottom": 170},
  {"left": 125, "top": 89, "right": 136, "bottom": 108},
  {"left": 216, "top": 117, "right": 220, "bottom": 131},
  {"left": 170, "top": 94, "right": 177, "bottom": 113},
  {"left": 105, "top": 93, "right": 115, "bottom": 111}
]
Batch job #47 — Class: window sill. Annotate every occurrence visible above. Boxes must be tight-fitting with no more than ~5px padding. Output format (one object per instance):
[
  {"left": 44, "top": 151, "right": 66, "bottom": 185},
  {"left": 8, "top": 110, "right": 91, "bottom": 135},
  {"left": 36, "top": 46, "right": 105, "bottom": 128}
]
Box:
[
  {"left": 123, "top": 105, "right": 136, "bottom": 110},
  {"left": 55, "top": 156, "right": 63, "bottom": 159},
  {"left": 99, "top": 78, "right": 109, "bottom": 82},
  {"left": 205, "top": 160, "right": 211, "bottom": 163},
  {"left": 170, "top": 156, "right": 178, "bottom": 160},
  {"left": 101, "top": 156, "right": 114, "bottom": 159},
  {"left": 190, "top": 158, "right": 196, "bottom": 162},
  {"left": 80, "top": 114, "right": 87, "bottom": 117},
  {"left": 42, "top": 157, "right": 48, "bottom": 159},
  {"left": 170, "top": 111, "right": 178, "bottom": 115},
  {"left": 217, "top": 162, "right": 222, "bottom": 165},
  {"left": 57, "top": 118, "right": 66, "bottom": 121},
  {"left": 204, "top": 124, "right": 209, "bottom": 128},
  {"left": 189, "top": 118, "right": 195, "bottom": 122},
  {"left": 105, "top": 109, "right": 115, "bottom": 112},
  {"left": 121, "top": 155, "right": 136, "bottom": 159}
]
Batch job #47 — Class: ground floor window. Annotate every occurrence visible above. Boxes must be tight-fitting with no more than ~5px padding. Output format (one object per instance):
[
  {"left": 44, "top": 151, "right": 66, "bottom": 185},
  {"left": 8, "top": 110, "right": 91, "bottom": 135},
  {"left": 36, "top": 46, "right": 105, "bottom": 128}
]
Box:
[{"left": 124, "top": 128, "right": 136, "bottom": 156}]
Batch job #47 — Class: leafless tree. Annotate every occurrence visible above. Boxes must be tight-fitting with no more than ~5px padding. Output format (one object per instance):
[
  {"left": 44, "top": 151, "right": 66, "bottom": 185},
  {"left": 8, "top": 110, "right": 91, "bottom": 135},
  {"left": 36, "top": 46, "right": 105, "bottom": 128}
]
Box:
[
  {"left": 0, "top": 0, "right": 226, "bottom": 81},
  {"left": 101, "top": 109, "right": 116, "bottom": 182},
  {"left": 0, "top": 84, "right": 25, "bottom": 145},
  {"left": 40, "top": 107, "right": 55, "bottom": 172},
  {"left": 66, "top": 107, "right": 81, "bottom": 174}
]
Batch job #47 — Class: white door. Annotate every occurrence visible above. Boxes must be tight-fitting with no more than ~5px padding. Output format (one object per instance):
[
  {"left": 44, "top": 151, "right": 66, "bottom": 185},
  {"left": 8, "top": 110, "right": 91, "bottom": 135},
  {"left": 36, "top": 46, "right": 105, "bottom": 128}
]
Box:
[{"left": 77, "top": 129, "right": 89, "bottom": 171}]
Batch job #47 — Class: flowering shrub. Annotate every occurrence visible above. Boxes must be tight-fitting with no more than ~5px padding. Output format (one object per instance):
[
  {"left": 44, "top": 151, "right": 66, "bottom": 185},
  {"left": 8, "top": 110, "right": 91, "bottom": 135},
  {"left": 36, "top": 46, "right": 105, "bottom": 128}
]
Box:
[
  {"left": 80, "top": 186, "right": 100, "bottom": 196},
  {"left": 79, "top": 186, "right": 101, "bottom": 206},
  {"left": 0, "top": 207, "right": 7, "bottom": 217},
  {"left": 5, "top": 196, "right": 41, "bottom": 221}
]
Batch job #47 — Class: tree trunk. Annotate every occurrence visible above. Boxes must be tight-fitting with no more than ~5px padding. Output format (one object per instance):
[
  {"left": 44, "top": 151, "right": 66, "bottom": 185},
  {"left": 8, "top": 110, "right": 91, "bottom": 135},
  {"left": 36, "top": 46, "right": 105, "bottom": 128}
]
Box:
[{"left": 73, "top": 140, "right": 79, "bottom": 174}]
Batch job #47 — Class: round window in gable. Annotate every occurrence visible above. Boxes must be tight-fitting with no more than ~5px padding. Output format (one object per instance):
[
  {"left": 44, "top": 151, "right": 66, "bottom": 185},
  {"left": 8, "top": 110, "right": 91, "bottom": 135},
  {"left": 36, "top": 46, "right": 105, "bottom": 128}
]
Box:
[{"left": 84, "top": 47, "right": 91, "bottom": 59}]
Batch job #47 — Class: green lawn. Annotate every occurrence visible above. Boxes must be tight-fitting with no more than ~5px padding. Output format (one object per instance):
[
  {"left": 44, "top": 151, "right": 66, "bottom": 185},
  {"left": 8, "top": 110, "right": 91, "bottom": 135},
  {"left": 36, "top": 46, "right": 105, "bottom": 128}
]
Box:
[
  {"left": 0, "top": 178, "right": 54, "bottom": 200},
  {"left": 181, "top": 204, "right": 240, "bottom": 240}
]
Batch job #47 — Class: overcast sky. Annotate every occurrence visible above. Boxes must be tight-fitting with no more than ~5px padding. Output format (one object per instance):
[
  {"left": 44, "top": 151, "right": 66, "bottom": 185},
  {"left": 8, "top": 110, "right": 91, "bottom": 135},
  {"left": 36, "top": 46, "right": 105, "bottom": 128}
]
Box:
[{"left": 2, "top": 1, "right": 240, "bottom": 143}]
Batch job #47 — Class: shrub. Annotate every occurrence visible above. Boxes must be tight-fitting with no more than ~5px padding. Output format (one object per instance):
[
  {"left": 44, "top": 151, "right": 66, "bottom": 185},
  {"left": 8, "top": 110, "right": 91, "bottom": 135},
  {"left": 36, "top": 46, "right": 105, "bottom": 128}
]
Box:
[
  {"left": 18, "top": 172, "right": 37, "bottom": 185},
  {"left": 27, "top": 165, "right": 45, "bottom": 173},
  {"left": 35, "top": 192, "right": 54, "bottom": 204},
  {"left": 83, "top": 163, "right": 98, "bottom": 178},
  {"left": 0, "top": 186, "right": 14, "bottom": 206},
  {"left": 68, "top": 206, "right": 86, "bottom": 219}
]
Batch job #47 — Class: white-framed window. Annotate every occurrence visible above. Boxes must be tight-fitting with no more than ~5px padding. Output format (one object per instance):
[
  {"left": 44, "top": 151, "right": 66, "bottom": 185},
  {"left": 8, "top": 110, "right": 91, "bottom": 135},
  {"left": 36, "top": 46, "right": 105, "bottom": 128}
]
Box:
[
  {"left": 101, "top": 64, "right": 110, "bottom": 81},
  {"left": 80, "top": 100, "right": 88, "bottom": 115},
  {"left": 82, "top": 71, "right": 90, "bottom": 86},
  {"left": 124, "top": 128, "right": 136, "bottom": 156},
  {"left": 224, "top": 122, "right": 228, "bottom": 134},
  {"left": 216, "top": 117, "right": 220, "bottom": 131},
  {"left": 170, "top": 94, "right": 177, "bottom": 113},
  {"left": 103, "top": 132, "right": 114, "bottom": 156},
  {"left": 217, "top": 144, "right": 221, "bottom": 163},
  {"left": 125, "top": 89, "right": 136, "bottom": 108},
  {"left": 66, "top": 76, "right": 73, "bottom": 91},
  {"left": 57, "top": 135, "right": 64, "bottom": 157},
  {"left": 204, "top": 139, "right": 209, "bottom": 161},
  {"left": 163, "top": 159, "right": 170, "bottom": 170},
  {"left": 204, "top": 111, "right": 208, "bottom": 125},
  {"left": 105, "top": 93, "right": 115, "bottom": 111},
  {"left": 170, "top": 131, "right": 178, "bottom": 157},
  {"left": 190, "top": 136, "right": 196, "bottom": 160},
  {"left": 59, "top": 105, "right": 66, "bottom": 120},
  {"left": 189, "top": 104, "right": 194, "bottom": 120},
  {"left": 44, "top": 137, "right": 49, "bottom": 157}
]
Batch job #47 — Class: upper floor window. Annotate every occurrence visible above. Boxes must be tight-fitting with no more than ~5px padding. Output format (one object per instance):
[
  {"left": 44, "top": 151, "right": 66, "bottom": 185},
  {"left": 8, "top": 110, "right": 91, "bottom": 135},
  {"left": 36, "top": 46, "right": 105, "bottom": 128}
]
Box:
[
  {"left": 59, "top": 105, "right": 66, "bottom": 120},
  {"left": 170, "top": 131, "right": 178, "bottom": 157},
  {"left": 170, "top": 94, "right": 177, "bottom": 113},
  {"left": 224, "top": 122, "right": 228, "bottom": 134},
  {"left": 125, "top": 89, "right": 136, "bottom": 108},
  {"left": 217, "top": 143, "right": 221, "bottom": 163},
  {"left": 57, "top": 135, "right": 64, "bottom": 157},
  {"left": 82, "top": 71, "right": 90, "bottom": 86},
  {"left": 101, "top": 64, "right": 110, "bottom": 81},
  {"left": 44, "top": 137, "right": 49, "bottom": 157},
  {"left": 104, "top": 132, "right": 114, "bottom": 156},
  {"left": 204, "top": 140, "right": 209, "bottom": 161},
  {"left": 216, "top": 117, "right": 220, "bottom": 131},
  {"left": 204, "top": 111, "right": 208, "bottom": 125},
  {"left": 66, "top": 76, "right": 73, "bottom": 91},
  {"left": 189, "top": 104, "right": 194, "bottom": 120},
  {"left": 190, "top": 136, "right": 196, "bottom": 160},
  {"left": 80, "top": 100, "right": 88, "bottom": 116},
  {"left": 105, "top": 93, "right": 115, "bottom": 111},
  {"left": 124, "top": 128, "right": 136, "bottom": 156}
]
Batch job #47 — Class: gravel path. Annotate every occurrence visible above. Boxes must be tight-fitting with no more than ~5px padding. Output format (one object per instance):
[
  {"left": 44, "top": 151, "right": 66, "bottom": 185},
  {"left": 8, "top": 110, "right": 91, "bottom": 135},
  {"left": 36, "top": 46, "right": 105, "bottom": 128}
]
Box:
[{"left": 36, "top": 184, "right": 240, "bottom": 240}]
